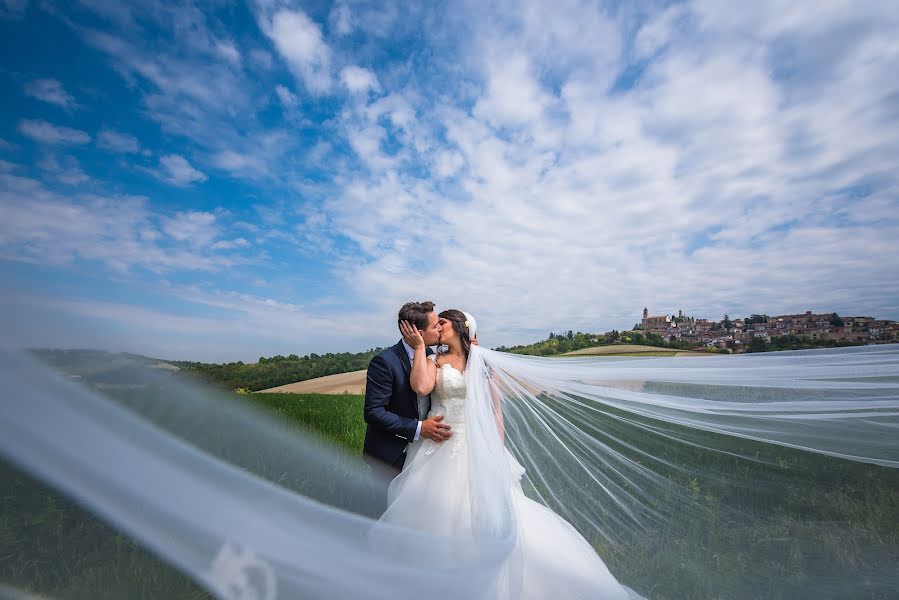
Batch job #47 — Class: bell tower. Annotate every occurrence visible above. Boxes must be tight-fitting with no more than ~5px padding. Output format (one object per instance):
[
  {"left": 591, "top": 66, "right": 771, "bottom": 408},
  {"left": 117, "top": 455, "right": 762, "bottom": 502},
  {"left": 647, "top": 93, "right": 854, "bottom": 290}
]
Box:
[{"left": 643, "top": 307, "right": 648, "bottom": 319}]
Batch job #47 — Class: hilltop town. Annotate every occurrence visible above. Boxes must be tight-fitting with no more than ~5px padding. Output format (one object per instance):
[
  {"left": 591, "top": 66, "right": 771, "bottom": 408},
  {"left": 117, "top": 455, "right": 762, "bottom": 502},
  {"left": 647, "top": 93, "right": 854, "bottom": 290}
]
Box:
[{"left": 633, "top": 308, "right": 899, "bottom": 352}]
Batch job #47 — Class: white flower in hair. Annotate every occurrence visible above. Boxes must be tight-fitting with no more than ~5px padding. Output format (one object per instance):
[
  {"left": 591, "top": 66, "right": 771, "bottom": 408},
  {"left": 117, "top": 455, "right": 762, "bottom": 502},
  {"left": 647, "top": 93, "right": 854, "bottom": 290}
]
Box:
[{"left": 462, "top": 311, "right": 477, "bottom": 338}]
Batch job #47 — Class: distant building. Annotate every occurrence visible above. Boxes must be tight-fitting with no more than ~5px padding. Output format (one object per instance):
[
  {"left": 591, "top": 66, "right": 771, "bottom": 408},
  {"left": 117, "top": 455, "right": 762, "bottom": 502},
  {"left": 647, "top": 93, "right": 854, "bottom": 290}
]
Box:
[
  {"left": 641, "top": 307, "right": 672, "bottom": 335},
  {"left": 637, "top": 306, "right": 898, "bottom": 348}
]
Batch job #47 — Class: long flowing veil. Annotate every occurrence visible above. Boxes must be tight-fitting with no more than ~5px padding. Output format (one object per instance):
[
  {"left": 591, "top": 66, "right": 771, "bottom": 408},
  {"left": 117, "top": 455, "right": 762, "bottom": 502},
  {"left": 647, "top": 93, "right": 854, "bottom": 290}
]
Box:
[
  {"left": 1, "top": 342, "right": 897, "bottom": 598},
  {"left": 474, "top": 345, "right": 899, "bottom": 598}
]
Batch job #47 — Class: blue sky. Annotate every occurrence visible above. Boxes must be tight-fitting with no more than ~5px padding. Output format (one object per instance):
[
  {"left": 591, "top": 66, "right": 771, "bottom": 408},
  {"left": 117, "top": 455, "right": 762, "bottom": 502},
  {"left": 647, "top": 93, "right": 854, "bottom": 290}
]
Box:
[{"left": 1, "top": 0, "right": 898, "bottom": 362}]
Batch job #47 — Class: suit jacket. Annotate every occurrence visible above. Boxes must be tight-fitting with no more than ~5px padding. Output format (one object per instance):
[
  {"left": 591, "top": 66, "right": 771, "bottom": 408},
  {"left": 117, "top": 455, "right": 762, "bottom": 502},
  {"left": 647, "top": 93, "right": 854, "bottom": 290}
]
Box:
[{"left": 363, "top": 341, "right": 433, "bottom": 468}]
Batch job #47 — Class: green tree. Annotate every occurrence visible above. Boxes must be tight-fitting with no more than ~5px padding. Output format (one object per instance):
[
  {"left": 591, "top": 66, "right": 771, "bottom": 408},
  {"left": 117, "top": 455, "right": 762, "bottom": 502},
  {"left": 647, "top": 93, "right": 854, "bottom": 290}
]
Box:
[{"left": 748, "top": 337, "right": 769, "bottom": 353}]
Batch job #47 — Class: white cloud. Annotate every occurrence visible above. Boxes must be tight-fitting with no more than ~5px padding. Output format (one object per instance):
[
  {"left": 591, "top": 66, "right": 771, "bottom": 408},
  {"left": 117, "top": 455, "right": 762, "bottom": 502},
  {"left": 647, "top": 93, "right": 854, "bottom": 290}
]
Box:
[
  {"left": 18, "top": 119, "right": 91, "bottom": 145},
  {"left": 37, "top": 155, "right": 90, "bottom": 185},
  {"left": 308, "top": 0, "right": 899, "bottom": 346},
  {"left": 633, "top": 4, "right": 689, "bottom": 60},
  {"left": 0, "top": 283, "right": 376, "bottom": 362},
  {"left": 275, "top": 84, "right": 298, "bottom": 108},
  {"left": 473, "top": 54, "right": 550, "bottom": 127},
  {"left": 23, "top": 78, "right": 77, "bottom": 109},
  {"left": 340, "top": 65, "right": 380, "bottom": 94},
  {"left": 215, "top": 40, "right": 241, "bottom": 65},
  {"left": 258, "top": 7, "right": 332, "bottom": 94},
  {"left": 77, "top": 20, "right": 261, "bottom": 160},
  {"left": 161, "top": 211, "right": 218, "bottom": 247},
  {"left": 211, "top": 149, "right": 268, "bottom": 178},
  {"left": 96, "top": 129, "right": 141, "bottom": 153},
  {"left": 433, "top": 150, "right": 464, "bottom": 179},
  {"left": 329, "top": 1, "right": 353, "bottom": 36},
  {"left": 0, "top": 174, "right": 243, "bottom": 274},
  {"left": 211, "top": 237, "right": 250, "bottom": 250},
  {"left": 157, "top": 154, "right": 207, "bottom": 186}
]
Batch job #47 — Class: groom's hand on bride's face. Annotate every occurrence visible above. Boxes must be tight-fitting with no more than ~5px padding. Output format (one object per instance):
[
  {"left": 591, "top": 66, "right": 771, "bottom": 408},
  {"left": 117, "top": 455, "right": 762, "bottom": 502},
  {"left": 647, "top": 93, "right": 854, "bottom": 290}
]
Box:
[
  {"left": 421, "top": 415, "right": 452, "bottom": 442},
  {"left": 400, "top": 320, "right": 425, "bottom": 349}
]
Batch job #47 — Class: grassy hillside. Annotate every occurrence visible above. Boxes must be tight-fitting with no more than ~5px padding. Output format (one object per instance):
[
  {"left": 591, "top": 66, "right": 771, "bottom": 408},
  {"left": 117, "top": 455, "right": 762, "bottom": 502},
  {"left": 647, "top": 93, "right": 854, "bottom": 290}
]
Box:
[{"left": 562, "top": 344, "right": 688, "bottom": 356}]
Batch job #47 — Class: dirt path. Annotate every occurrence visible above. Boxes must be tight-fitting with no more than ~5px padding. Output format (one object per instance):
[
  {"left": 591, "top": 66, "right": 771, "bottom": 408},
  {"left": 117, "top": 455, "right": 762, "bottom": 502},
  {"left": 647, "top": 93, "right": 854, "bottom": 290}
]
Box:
[{"left": 257, "top": 370, "right": 367, "bottom": 394}]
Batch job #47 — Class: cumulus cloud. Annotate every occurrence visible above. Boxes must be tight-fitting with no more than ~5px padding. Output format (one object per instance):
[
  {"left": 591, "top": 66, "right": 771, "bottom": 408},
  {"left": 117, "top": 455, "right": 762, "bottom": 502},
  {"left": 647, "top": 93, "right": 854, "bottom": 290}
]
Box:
[
  {"left": 96, "top": 129, "right": 141, "bottom": 153},
  {"left": 211, "top": 237, "right": 250, "bottom": 250},
  {"left": 212, "top": 149, "right": 269, "bottom": 178},
  {"left": 18, "top": 119, "right": 91, "bottom": 145},
  {"left": 473, "top": 54, "right": 550, "bottom": 127},
  {"left": 23, "top": 78, "right": 77, "bottom": 109},
  {"left": 317, "top": 0, "right": 899, "bottom": 345},
  {"left": 329, "top": 1, "right": 353, "bottom": 36},
  {"left": 340, "top": 65, "right": 380, "bottom": 94},
  {"left": 275, "top": 84, "right": 298, "bottom": 108},
  {"left": 161, "top": 211, "right": 218, "bottom": 247},
  {"left": 215, "top": 40, "right": 241, "bottom": 65},
  {"left": 258, "top": 7, "right": 332, "bottom": 94},
  {"left": 157, "top": 154, "right": 207, "bottom": 186},
  {"left": 37, "top": 155, "right": 90, "bottom": 185},
  {"left": 0, "top": 174, "right": 242, "bottom": 274}
]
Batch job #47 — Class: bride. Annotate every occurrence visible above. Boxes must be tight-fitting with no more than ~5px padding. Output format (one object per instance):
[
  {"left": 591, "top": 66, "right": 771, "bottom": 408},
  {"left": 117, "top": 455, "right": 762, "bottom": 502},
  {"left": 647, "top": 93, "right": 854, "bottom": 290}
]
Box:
[{"left": 379, "top": 309, "right": 636, "bottom": 599}]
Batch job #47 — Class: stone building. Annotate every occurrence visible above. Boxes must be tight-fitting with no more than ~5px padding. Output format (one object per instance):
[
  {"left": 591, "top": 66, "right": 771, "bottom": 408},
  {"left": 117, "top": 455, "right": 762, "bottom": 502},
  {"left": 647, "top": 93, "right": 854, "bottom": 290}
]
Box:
[{"left": 641, "top": 307, "right": 672, "bottom": 335}]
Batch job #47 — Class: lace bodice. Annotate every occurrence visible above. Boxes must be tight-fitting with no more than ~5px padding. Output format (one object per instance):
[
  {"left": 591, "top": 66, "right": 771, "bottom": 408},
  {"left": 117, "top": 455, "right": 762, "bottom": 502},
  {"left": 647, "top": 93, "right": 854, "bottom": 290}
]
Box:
[
  {"left": 431, "top": 363, "right": 466, "bottom": 425},
  {"left": 422, "top": 361, "right": 467, "bottom": 457}
]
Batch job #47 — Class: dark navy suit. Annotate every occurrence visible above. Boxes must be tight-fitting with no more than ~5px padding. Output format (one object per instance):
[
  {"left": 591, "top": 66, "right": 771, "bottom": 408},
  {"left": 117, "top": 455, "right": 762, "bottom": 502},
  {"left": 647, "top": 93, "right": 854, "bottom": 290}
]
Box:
[{"left": 363, "top": 340, "right": 433, "bottom": 471}]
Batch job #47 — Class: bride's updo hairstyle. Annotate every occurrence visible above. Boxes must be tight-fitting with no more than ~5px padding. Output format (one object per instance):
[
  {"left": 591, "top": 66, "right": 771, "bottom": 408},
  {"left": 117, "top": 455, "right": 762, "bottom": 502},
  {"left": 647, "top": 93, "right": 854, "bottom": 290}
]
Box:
[{"left": 438, "top": 309, "right": 473, "bottom": 358}]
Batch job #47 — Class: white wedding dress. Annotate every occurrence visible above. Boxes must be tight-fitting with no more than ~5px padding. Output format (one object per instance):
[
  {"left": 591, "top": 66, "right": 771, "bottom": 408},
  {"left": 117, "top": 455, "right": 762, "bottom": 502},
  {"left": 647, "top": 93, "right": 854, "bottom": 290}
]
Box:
[{"left": 379, "top": 360, "right": 634, "bottom": 599}]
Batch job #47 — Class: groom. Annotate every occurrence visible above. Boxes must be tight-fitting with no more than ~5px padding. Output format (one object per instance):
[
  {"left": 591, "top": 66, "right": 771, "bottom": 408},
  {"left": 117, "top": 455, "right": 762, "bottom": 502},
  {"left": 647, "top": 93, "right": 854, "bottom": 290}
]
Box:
[{"left": 363, "top": 301, "right": 453, "bottom": 481}]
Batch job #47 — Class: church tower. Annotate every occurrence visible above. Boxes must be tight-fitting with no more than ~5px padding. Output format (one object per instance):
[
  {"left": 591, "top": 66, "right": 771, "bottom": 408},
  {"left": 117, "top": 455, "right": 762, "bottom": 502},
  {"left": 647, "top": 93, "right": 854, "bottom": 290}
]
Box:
[{"left": 643, "top": 307, "right": 649, "bottom": 319}]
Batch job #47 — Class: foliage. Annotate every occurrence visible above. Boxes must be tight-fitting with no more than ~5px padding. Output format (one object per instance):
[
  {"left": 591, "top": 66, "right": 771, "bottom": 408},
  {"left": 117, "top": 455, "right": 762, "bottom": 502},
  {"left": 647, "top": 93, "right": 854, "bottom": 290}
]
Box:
[
  {"left": 744, "top": 314, "right": 770, "bottom": 325},
  {"left": 747, "top": 336, "right": 770, "bottom": 353},
  {"left": 497, "top": 329, "right": 701, "bottom": 356},
  {"left": 496, "top": 330, "right": 604, "bottom": 356},
  {"left": 830, "top": 312, "right": 845, "bottom": 327},
  {"left": 171, "top": 348, "right": 384, "bottom": 392},
  {"left": 722, "top": 314, "right": 733, "bottom": 330}
]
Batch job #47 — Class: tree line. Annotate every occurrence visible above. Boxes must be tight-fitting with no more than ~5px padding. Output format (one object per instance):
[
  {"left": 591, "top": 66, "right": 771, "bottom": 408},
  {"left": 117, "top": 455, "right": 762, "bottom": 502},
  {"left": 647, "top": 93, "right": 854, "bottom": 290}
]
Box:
[
  {"left": 171, "top": 348, "right": 384, "bottom": 392},
  {"left": 494, "top": 329, "right": 710, "bottom": 356}
]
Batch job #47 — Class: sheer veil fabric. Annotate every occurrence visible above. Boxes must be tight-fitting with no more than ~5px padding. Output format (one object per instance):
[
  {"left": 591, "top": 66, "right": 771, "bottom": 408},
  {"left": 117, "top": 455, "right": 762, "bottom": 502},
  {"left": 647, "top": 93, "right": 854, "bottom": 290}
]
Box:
[{"left": 1, "top": 343, "right": 897, "bottom": 598}]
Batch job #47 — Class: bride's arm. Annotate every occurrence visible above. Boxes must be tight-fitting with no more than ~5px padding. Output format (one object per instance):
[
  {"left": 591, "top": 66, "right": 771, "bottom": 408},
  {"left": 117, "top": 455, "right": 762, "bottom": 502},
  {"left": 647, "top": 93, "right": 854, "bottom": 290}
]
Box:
[{"left": 400, "top": 320, "right": 438, "bottom": 395}]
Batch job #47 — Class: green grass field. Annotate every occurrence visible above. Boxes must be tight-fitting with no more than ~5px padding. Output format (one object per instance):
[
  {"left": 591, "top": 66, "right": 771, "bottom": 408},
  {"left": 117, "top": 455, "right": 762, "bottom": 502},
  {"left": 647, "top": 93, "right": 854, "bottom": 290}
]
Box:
[{"left": 249, "top": 392, "right": 366, "bottom": 452}]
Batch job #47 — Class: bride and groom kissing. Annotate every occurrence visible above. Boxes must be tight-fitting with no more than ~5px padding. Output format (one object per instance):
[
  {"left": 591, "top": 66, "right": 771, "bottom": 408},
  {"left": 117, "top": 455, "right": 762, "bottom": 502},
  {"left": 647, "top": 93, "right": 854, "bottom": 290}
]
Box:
[
  {"left": 362, "top": 301, "right": 466, "bottom": 480},
  {"left": 361, "top": 300, "right": 636, "bottom": 599}
]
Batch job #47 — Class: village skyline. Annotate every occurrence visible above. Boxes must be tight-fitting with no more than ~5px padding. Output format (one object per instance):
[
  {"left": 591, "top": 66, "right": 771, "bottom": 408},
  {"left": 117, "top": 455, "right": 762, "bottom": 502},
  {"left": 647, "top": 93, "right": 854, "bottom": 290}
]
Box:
[{"left": 635, "top": 308, "right": 899, "bottom": 351}]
